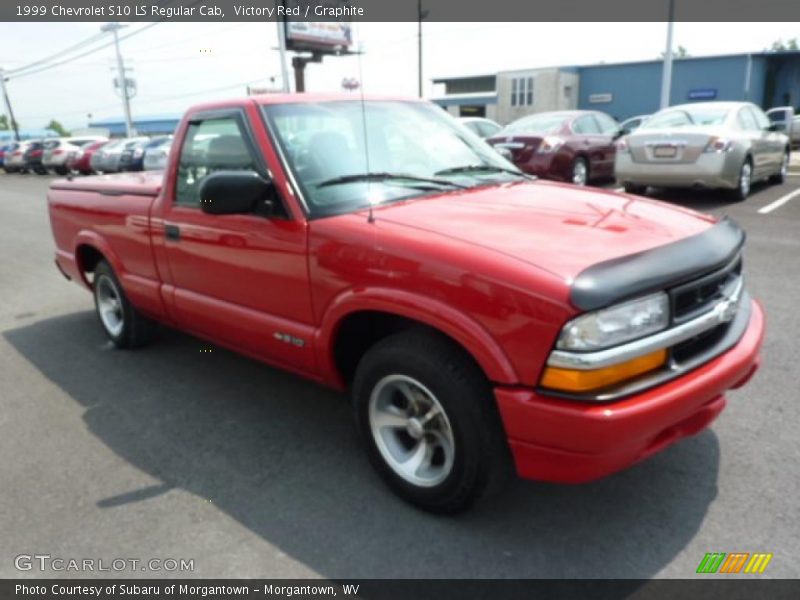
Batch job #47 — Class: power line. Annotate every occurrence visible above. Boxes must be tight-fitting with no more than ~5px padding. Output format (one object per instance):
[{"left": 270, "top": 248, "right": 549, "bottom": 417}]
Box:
[
  {"left": 5, "top": 31, "right": 108, "bottom": 76},
  {"left": 6, "top": 22, "right": 161, "bottom": 81}
]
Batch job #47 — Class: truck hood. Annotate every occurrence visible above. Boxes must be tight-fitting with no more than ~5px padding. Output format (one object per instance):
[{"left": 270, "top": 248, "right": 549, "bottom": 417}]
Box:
[{"left": 370, "top": 180, "right": 716, "bottom": 281}]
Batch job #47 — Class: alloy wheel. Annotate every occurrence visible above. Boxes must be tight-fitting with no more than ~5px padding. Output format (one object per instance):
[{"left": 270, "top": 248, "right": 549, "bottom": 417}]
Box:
[
  {"left": 368, "top": 374, "right": 455, "bottom": 488},
  {"left": 96, "top": 275, "right": 124, "bottom": 337}
]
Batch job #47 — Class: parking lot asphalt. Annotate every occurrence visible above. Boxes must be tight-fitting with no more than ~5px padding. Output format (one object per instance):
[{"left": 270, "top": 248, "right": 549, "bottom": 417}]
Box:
[{"left": 0, "top": 172, "right": 798, "bottom": 580}]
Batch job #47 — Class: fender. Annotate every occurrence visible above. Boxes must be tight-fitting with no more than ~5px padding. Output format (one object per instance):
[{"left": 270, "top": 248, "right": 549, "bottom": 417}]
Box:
[
  {"left": 316, "top": 286, "right": 520, "bottom": 387},
  {"left": 71, "top": 230, "right": 170, "bottom": 322}
]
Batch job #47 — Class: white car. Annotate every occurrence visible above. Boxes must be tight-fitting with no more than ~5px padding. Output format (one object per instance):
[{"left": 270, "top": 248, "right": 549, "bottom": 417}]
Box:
[
  {"left": 3, "top": 141, "right": 31, "bottom": 173},
  {"left": 458, "top": 117, "right": 502, "bottom": 139},
  {"left": 42, "top": 136, "right": 107, "bottom": 175},
  {"left": 142, "top": 136, "right": 173, "bottom": 170}
]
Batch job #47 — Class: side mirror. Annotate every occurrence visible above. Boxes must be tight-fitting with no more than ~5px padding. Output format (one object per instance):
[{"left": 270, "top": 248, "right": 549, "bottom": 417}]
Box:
[
  {"left": 199, "top": 170, "right": 275, "bottom": 215},
  {"left": 767, "top": 123, "right": 781, "bottom": 132},
  {"left": 612, "top": 128, "right": 625, "bottom": 141}
]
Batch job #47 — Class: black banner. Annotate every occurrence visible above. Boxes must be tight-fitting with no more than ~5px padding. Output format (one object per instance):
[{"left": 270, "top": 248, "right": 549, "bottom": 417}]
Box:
[
  {"left": 2, "top": 0, "right": 800, "bottom": 22},
  {"left": 2, "top": 580, "right": 800, "bottom": 600}
]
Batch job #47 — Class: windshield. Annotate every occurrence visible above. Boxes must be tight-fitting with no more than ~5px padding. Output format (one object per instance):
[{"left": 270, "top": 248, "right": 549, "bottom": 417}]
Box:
[
  {"left": 499, "top": 114, "right": 568, "bottom": 136},
  {"left": 262, "top": 100, "right": 522, "bottom": 217},
  {"left": 642, "top": 106, "right": 730, "bottom": 129}
]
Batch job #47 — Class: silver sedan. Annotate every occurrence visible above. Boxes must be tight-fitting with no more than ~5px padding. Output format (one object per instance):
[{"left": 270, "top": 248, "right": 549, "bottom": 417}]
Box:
[{"left": 616, "top": 101, "right": 790, "bottom": 200}]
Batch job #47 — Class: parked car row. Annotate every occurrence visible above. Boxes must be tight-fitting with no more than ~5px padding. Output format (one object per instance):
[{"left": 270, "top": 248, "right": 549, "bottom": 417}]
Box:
[
  {"left": 1, "top": 135, "right": 173, "bottom": 176},
  {"left": 481, "top": 101, "right": 792, "bottom": 200}
]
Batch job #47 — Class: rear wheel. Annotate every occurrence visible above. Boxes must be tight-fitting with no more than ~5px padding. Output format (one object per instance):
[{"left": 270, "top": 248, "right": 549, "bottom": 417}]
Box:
[
  {"left": 93, "top": 260, "right": 156, "bottom": 348},
  {"left": 769, "top": 151, "right": 790, "bottom": 185},
  {"left": 54, "top": 166, "right": 69, "bottom": 176},
  {"left": 571, "top": 157, "right": 589, "bottom": 186},
  {"left": 352, "top": 330, "right": 512, "bottom": 514},
  {"left": 729, "top": 159, "right": 752, "bottom": 201}
]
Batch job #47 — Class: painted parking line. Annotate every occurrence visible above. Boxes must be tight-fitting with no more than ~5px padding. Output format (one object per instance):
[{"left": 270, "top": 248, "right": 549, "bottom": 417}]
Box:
[
  {"left": 758, "top": 187, "right": 800, "bottom": 214},
  {"left": 614, "top": 186, "right": 625, "bottom": 192}
]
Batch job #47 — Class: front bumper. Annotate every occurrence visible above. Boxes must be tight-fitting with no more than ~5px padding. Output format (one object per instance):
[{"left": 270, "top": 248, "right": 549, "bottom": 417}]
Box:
[
  {"left": 495, "top": 299, "right": 764, "bottom": 483},
  {"left": 616, "top": 152, "right": 740, "bottom": 189}
]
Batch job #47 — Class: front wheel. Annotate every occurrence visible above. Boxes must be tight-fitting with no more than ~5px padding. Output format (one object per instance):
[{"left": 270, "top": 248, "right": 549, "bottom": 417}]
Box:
[
  {"left": 93, "top": 260, "right": 156, "bottom": 348},
  {"left": 352, "top": 330, "right": 512, "bottom": 514}
]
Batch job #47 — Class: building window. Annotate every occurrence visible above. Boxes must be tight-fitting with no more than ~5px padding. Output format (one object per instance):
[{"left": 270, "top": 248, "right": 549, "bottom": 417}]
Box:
[
  {"left": 511, "top": 77, "right": 534, "bottom": 107},
  {"left": 564, "top": 85, "right": 573, "bottom": 101}
]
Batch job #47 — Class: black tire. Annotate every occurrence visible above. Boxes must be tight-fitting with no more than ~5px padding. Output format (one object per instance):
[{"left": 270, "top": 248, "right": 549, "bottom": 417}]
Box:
[
  {"left": 352, "top": 329, "right": 512, "bottom": 514},
  {"left": 729, "top": 158, "right": 753, "bottom": 202},
  {"left": 54, "top": 166, "right": 69, "bottom": 176},
  {"left": 571, "top": 156, "right": 589, "bottom": 186},
  {"left": 623, "top": 183, "right": 647, "bottom": 195},
  {"left": 93, "top": 260, "right": 156, "bottom": 349},
  {"left": 769, "top": 151, "right": 790, "bottom": 185}
]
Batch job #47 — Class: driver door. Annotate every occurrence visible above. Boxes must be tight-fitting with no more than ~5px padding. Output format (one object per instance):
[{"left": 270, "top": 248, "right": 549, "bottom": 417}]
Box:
[{"left": 160, "top": 108, "right": 316, "bottom": 373}]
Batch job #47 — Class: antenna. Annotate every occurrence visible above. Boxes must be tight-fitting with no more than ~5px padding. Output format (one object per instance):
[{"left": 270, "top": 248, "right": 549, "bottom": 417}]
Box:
[{"left": 355, "top": 27, "right": 374, "bottom": 224}]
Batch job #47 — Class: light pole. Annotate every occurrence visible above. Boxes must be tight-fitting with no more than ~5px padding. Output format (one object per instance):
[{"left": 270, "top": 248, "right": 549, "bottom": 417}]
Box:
[
  {"left": 0, "top": 67, "right": 20, "bottom": 141},
  {"left": 659, "top": 0, "right": 676, "bottom": 110},
  {"left": 102, "top": 22, "right": 134, "bottom": 137},
  {"left": 418, "top": 0, "right": 428, "bottom": 98}
]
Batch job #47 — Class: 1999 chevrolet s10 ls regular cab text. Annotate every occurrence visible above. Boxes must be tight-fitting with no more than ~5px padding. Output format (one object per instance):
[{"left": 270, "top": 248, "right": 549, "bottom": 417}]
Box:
[{"left": 47, "top": 95, "right": 764, "bottom": 513}]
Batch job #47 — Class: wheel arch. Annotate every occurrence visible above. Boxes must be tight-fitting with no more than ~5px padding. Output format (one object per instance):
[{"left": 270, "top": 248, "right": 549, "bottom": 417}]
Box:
[{"left": 318, "top": 288, "right": 519, "bottom": 389}]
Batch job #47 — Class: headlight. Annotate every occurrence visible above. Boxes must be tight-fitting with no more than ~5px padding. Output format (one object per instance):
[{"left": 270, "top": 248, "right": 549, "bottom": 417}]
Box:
[
  {"left": 556, "top": 292, "right": 670, "bottom": 351},
  {"left": 536, "top": 136, "right": 564, "bottom": 154}
]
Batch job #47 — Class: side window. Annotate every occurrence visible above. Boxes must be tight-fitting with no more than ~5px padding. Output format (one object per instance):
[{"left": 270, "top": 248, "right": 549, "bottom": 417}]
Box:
[
  {"left": 175, "top": 117, "right": 256, "bottom": 208},
  {"left": 737, "top": 108, "right": 759, "bottom": 131},
  {"left": 749, "top": 106, "right": 770, "bottom": 131},
  {"left": 594, "top": 113, "right": 619, "bottom": 135},
  {"left": 573, "top": 115, "right": 602, "bottom": 134}
]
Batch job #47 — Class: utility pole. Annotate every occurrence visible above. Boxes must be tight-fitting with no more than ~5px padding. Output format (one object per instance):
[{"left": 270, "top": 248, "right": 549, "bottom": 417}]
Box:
[
  {"left": 102, "top": 22, "right": 134, "bottom": 137},
  {"left": 659, "top": 0, "right": 676, "bottom": 109},
  {"left": 0, "top": 68, "right": 21, "bottom": 141},
  {"left": 276, "top": 6, "right": 291, "bottom": 93},
  {"left": 417, "top": 0, "right": 426, "bottom": 98}
]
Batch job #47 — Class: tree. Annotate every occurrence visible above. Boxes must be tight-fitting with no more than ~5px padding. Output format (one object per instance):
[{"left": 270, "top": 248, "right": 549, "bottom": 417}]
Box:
[
  {"left": 0, "top": 114, "right": 10, "bottom": 130},
  {"left": 660, "top": 45, "right": 689, "bottom": 59},
  {"left": 46, "top": 119, "right": 70, "bottom": 137},
  {"left": 769, "top": 38, "right": 799, "bottom": 52}
]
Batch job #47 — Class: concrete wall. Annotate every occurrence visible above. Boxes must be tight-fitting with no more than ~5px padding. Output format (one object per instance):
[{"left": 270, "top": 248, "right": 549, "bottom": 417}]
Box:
[{"left": 494, "top": 68, "right": 578, "bottom": 124}]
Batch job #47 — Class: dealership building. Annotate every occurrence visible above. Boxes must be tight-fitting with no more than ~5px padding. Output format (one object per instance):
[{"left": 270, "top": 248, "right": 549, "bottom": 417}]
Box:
[{"left": 431, "top": 51, "right": 800, "bottom": 124}]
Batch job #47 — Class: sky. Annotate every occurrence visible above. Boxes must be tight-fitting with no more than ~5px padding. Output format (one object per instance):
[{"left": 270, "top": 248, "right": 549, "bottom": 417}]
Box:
[{"left": 0, "top": 21, "right": 798, "bottom": 130}]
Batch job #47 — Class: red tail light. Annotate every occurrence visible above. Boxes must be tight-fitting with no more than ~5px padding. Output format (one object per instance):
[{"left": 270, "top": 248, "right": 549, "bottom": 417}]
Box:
[{"left": 53, "top": 149, "right": 64, "bottom": 155}]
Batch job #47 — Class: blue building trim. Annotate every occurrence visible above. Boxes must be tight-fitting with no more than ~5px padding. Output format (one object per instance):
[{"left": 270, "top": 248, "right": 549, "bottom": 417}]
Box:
[{"left": 577, "top": 53, "right": 800, "bottom": 120}]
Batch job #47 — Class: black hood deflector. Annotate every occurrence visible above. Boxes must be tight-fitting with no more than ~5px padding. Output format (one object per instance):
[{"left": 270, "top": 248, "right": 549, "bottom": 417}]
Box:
[{"left": 570, "top": 217, "right": 745, "bottom": 311}]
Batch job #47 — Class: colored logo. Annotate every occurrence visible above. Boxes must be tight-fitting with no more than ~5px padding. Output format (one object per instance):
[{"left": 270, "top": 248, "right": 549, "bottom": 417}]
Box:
[{"left": 696, "top": 552, "right": 773, "bottom": 574}]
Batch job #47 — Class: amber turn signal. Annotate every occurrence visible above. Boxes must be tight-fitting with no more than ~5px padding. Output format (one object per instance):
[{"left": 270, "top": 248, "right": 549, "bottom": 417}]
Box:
[{"left": 540, "top": 349, "right": 668, "bottom": 393}]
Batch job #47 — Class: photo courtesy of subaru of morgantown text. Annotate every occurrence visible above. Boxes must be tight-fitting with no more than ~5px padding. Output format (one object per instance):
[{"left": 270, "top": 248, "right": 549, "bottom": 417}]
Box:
[{"left": 1, "top": 0, "right": 799, "bottom": 597}]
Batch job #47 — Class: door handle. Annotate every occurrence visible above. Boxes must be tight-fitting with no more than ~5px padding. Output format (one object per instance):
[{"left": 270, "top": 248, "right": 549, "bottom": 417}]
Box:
[{"left": 165, "top": 224, "right": 180, "bottom": 241}]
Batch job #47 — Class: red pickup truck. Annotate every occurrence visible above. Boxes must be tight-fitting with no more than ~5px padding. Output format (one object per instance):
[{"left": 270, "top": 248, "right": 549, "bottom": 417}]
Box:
[{"left": 48, "top": 94, "right": 764, "bottom": 513}]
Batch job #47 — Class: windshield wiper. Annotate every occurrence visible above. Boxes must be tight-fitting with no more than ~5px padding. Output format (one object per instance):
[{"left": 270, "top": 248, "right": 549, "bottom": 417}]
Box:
[
  {"left": 317, "top": 172, "right": 467, "bottom": 189},
  {"left": 434, "top": 164, "right": 534, "bottom": 179}
]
